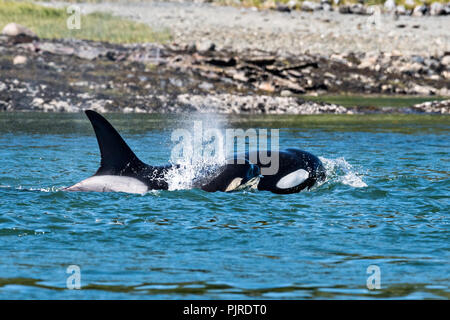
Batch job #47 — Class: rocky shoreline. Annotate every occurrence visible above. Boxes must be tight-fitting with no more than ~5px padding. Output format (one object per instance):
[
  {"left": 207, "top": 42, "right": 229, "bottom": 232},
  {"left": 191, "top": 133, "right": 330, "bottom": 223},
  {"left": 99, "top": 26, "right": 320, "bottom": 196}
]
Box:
[
  {"left": 0, "top": 30, "right": 449, "bottom": 114},
  {"left": 268, "top": 0, "right": 450, "bottom": 17}
]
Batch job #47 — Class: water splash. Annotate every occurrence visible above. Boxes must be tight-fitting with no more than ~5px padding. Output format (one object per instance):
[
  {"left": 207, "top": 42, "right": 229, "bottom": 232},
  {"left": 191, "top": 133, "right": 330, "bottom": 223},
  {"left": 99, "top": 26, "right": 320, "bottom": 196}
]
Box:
[
  {"left": 319, "top": 157, "right": 368, "bottom": 188},
  {"left": 165, "top": 159, "right": 226, "bottom": 191},
  {"left": 165, "top": 113, "right": 228, "bottom": 191}
]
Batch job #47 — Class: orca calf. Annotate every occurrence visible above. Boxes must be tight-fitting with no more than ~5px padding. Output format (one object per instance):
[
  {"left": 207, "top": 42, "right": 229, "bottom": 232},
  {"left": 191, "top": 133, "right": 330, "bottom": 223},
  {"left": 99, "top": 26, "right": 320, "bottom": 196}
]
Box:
[
  {"left": 237, "top": 149, "right": 326, "bottom": 194},
  {"left": 64, "top": 110, "right": 260, "bottom": 194}
]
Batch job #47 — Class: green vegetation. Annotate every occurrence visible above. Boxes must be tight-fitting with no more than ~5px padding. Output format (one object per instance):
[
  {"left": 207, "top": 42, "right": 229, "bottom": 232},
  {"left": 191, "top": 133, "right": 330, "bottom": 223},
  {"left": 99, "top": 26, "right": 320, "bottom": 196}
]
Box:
[
  {"left": 226, "top": 114, "right": 450, "bottom": 134},
  {"left": 0, "top": 0, "right": 171, "bottom": 44}
]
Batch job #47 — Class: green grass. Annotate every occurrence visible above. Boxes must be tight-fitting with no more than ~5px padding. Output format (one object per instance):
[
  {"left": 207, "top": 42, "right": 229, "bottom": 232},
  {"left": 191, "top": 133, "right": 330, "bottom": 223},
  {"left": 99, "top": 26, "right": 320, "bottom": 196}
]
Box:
[
  {"left": 304, "top": 95, "right": 448, "bottom": 108},
  {"left": 0, "top": 0, "right": 171, "bottom": 44}
]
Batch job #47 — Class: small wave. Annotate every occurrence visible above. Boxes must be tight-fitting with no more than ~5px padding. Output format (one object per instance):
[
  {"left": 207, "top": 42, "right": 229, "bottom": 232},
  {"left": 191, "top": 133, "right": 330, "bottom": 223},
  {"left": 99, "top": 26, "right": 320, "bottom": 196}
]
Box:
[
  {"left": 16, "top": 186, "right": 63, "bottom": 193},
  {"left": 0, "top": 185, "right": 67, "bottom": 193},
  {"left": 320, "top": 157, "right": 368, "bottom": 188}
]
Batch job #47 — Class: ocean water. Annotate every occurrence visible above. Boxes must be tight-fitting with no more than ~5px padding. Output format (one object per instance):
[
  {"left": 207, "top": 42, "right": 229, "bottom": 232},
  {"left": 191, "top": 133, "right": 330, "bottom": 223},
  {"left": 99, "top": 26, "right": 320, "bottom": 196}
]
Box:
[{"left": 0, "top": 112, "right": 448, "bottom": 299}]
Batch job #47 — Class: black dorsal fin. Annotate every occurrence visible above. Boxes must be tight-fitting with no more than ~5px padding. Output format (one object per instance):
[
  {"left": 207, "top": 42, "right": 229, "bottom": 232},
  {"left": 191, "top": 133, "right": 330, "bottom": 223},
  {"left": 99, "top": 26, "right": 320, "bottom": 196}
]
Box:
[{"left": 85, "top": 110, "right": 145, "bottom": 176}]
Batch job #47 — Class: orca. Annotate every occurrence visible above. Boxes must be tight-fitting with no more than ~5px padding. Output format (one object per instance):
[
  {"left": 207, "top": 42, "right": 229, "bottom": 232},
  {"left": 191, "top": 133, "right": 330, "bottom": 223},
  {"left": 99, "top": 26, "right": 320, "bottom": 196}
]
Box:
[
  {"left": 236, "top": 148, "right": 326, "bottom": 194},
  {"left": 64, "top": 110, "right": 260, "bottom": 194}
]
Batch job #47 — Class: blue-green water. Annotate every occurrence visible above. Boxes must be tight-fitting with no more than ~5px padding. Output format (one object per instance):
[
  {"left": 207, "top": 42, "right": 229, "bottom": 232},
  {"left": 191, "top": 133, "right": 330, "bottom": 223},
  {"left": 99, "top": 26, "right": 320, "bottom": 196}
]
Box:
[{"left": 0, "top": 113, "right": 449, "bottom": 299}]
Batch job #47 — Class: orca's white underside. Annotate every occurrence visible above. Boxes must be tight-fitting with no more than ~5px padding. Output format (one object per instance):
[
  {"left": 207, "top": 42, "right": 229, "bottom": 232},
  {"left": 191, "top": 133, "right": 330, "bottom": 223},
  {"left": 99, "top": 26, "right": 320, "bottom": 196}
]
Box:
[
  {"left": 65, "top": 175, "right": 261, "bottom": 194},
  {"left": 65, "top": 175, "right": 149, "bottom": 194}
]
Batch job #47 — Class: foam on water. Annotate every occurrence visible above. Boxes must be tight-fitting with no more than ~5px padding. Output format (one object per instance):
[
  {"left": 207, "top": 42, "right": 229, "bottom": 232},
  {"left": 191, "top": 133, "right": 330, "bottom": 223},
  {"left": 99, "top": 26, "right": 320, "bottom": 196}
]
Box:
[{"left": 319, "top": 157, "right": 368, "bottom": 188}]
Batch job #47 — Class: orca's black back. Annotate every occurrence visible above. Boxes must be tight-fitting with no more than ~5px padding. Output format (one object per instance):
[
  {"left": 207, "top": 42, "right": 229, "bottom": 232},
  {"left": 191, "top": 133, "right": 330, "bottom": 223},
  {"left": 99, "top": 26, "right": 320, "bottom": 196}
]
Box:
[{"left": 85, "top": 110, "right": 170, "bottom": 190}]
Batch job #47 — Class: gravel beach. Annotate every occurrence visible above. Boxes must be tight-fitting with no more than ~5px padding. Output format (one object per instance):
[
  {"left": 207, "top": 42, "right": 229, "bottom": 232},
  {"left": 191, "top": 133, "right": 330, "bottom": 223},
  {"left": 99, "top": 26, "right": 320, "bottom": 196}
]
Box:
[{"left": 45, "top": 0, "right": 450, "bottom": 57}]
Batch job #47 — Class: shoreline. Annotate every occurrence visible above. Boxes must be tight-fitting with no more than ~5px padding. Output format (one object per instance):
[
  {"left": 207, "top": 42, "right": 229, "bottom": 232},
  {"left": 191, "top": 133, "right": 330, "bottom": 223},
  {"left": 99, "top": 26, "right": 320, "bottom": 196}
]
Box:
[
  {"left": 1, "top": 36, "right": 449, "bottom": 114},
  {"left": 1, "top": 1, "right": 449, "bottom": 114}
]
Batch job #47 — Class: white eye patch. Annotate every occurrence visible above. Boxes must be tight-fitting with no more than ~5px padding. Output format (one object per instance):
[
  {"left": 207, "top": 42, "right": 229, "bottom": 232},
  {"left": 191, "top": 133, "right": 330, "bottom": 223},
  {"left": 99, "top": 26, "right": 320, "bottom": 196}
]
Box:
[
  {"left": 276, "top": 169, "right": 309, "bottom": 189},
  {"left": 225, "top": 177, "right": 243, "bottom": 192}
]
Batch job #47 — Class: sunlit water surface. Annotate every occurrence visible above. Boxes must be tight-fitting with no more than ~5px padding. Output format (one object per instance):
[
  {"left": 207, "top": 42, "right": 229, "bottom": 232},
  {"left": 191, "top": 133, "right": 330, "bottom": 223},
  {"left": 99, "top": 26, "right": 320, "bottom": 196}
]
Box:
[{"left": 0, "top": 113, "right": 448, "bottom": 299}]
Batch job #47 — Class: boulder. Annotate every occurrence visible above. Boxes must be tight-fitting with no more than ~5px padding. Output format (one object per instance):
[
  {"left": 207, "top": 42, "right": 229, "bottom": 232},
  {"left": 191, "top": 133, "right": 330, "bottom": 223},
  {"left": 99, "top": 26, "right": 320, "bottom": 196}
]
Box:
[
  {"left": 1, "top": 23, "right": 38, "bottom": 44},
  {"left": 441, "top": 55, "right": 450, "bottom": 66},
  {"left": 301, "top": 1, "right": 323, "bottom": 12},
  {"left": 13, "top": 55, "right": 27, "bottom": 65},
  {"left": 323, "top": 3, "right": 332, "bottom": 11},
  {"left": 2, "top": 23, "right": 37, "bottom": 38},
  {"left": 429, "top": 2, "right": 444, "bottom": 15},
  {"left": 275, "top": 3, "right": 291, "bottom": 12},
  {"left": 412, "top": 5, "right": 428, "bottom": 16},
  {"left": 395, "top": 5, "right": 407, "bottom": 15},
  {"left": 321, "top": 0, "right": 333, "bottom": 11},
  {"left": 339, "top": 3, "right": 368, "bottom": 15},
  {"left": 350, "top": 3, "right": 368, "bottom": 15},
  {"left": 195, "top": 40, "right": 215, "bottom": 53},
  {"left": 286, "top": 0, "right": 298, "bottom": 10},
  {"left": 339, "top": 5, "right": 352, "bottom": 14},
  {"left": 444, "top": 3, "right": 450, "bottom": 15},
  {"left": 384, "top": 0, "right": 396, "bottom": 12}
]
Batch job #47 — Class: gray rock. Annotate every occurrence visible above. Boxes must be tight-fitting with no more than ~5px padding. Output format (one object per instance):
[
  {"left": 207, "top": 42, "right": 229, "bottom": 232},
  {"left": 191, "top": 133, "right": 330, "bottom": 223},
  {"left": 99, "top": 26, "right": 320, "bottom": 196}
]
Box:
[
  {"left": 339, "top": 5, "right": 351, "bottom": 14},
  {"left": 444, "top": 3, "right": 450, "bottom": 15},
  {"left": 301, "top": 1, "right": 323, "bottom": 12},
  {"left": 384, "top": 0, "right": 396, "bottom": 12},
  {"left": 38, "top": 42, "right": 75, "bottom": 55},
  {"left": 286, "top": 0, "right": 298, "bottom": 10},
  {"left": 198, "top": 81, "right": 214, "bottom": 90},
  {"left": 396, "top": 5, "right": 407, "bottom": 15},
  {"left": 1, "top": 23, "right": 37, "bottom": 38},
  {"left": 339, "top": 3, "right": 368, "bottom": 15},
  {"left": 413, "top": 5, "right": 428, "bottom": 16},
  {"left": 13, "top": 55, "right": 27, "bottom": 65},
  {"left": 441, "top": 55, "right": 450, "bottom": 66},
  {"left": 195, "top": 40, "right": 215, "bottom": 52},
  {"left": 75, "top": 46, "right": 103, "bottom": 60},
  {"left": 323, "top": 3, "right": 332, "bottom": 11},
  {"left": 1, "top": 23, "right": 38, "bottom": 44},
  {"left": 275, "top": 3, "right": 291, "bottom": 13},
  {"left": 430, "top": 2, "right": 444, "bottom": 15},
  {"left": 350, "top": 3, "right": 368, "bottom": 15}
]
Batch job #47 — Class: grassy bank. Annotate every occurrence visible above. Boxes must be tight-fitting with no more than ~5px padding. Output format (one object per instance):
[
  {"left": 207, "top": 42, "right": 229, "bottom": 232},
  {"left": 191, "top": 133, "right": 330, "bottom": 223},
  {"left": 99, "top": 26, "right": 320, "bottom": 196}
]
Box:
[
  {"left": 1, "top": 112, "right": 448, "bottom": 135},
  {"left": 0, "top": 0, "right": 171, "bottom": 43}
]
